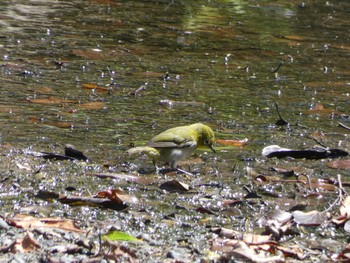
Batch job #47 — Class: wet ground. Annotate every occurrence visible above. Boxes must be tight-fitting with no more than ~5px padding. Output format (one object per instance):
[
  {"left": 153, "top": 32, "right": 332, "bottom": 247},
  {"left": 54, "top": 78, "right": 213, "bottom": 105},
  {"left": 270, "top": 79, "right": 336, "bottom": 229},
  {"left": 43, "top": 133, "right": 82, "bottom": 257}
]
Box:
[{"left": 0, "top": 0, "right": 350, "bottom": 262}]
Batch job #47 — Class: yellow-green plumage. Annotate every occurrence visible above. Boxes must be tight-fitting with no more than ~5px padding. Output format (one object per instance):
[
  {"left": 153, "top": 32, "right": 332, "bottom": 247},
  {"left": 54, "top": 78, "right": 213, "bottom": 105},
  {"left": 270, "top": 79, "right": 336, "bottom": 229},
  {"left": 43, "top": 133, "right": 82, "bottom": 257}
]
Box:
[{"left": 126, "top": 123, "right": 215, "bottom": 169}]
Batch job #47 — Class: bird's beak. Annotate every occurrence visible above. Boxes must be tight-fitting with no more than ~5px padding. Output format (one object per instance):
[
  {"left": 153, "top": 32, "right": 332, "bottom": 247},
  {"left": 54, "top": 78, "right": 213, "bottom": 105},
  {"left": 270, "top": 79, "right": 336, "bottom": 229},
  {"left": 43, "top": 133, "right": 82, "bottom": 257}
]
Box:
[{"left": 210, "top": 144, "right": 216, "bottom": 153}]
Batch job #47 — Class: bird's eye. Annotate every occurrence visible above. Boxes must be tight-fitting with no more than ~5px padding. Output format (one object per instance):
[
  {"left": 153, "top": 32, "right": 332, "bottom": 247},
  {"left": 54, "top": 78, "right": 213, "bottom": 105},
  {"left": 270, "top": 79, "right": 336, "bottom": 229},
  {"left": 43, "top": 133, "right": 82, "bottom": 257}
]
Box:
[{"left": 204, "top": 139, "right": 210, "bottom": 146}]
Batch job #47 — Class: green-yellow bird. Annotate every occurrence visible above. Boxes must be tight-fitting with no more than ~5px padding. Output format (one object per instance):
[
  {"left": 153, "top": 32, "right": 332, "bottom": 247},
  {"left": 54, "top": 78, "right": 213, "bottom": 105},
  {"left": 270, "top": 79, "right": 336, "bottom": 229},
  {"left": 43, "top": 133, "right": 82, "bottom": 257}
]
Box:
[{"left": 126, "top": 123, "right": 215, "bottom": 172}]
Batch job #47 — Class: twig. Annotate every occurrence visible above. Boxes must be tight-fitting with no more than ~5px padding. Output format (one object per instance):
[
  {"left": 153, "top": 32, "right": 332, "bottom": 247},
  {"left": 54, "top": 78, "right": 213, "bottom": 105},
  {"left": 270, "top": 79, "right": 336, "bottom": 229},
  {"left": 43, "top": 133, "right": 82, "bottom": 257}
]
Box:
[
  {"left": 129, "top": 82, "right": 148, "bottom": 96},
  {"left": 305, "top": 174, "right": 313, "bottom": 191},
  {"left": 338, "top": 122, "right": 350, "bottom": 131},
  {"left": 272, "top": 62, "right": 283, "bottom": 73},
  {"left": 325, "top": 174, "right": 348, "bottom": 211},
  {"left": 337, "top": 173, "right": 349, "bottom": 197},
  {"left": 310, "top": 136, "right": 328, "bottom": 149},
  {"left": 97, "top": 229, "right": 102, "bottom": 255},
  {"left": 275, "top": 103, "right": 288, "bottom": 125}
]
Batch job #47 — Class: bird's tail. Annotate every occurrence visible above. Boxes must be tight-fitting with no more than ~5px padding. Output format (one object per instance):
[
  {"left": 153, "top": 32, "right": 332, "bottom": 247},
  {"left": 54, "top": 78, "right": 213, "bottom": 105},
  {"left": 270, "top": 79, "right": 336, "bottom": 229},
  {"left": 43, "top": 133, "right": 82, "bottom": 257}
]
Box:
[{"left": 126, "top": 146, "right": 160, "bottom": 160}]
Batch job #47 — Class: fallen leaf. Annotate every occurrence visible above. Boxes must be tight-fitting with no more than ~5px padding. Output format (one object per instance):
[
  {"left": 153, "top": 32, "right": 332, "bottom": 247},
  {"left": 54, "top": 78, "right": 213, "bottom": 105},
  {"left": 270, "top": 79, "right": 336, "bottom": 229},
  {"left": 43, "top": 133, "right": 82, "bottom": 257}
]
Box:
[
  {"left": 276, "top": 244, "right": 304, "bottom": 260},
  {"left": 11, "top": 231, "right": 41, "bottom": 253},
  {"left": 327, "top": 159, "right": 350, "bottom": 169},
  {"left": 331, "top": 44, "right": 350, "bottom": 51},
  {"left": 102, "top": 230, "right": 141, "bottom": 242},
  {"left": 215, "top": 138, "right": 248, "bottom": 147},
  {"left": 81, "top": 83, "right": 110, "bottom": 93},
  {"left": 95, "top": 189, "right": 139, "bottom": 205},
  {"left": 72, "top": 49, "right": 106, "bottom": 60},
  {"left": 103, "top": 242, "right": 138, "bottom": 262},
  {"left": 344, "top": 221, "right": 350, "bottom": 233},
  {"left": 28, "top": 96, "right": 76, "bottom": 104},
  {"left": 242, "top": 233, "right": 272, "bottom": 250},
  {"left": 50, "top": 244, "right": 82, "bottom": 254},
  {"left": 305, "top": 103, "right": 341, "bottom": 116},
  {"left": 211, "top": 227, "right": 243, "bottom": 239},
  {"left": 265, "top": 209, "right": 293, "bottom": 224},
  {"left": 292, "top": 210, "right": 328, "bottom": 226},
  {"left": 215, "top": 239, "right": 284, "bottom": 263},
  {"left": 196, "top": 207, "right": 215, "bottom": 215},
  {"left": 79, "top": 101, "right": 107, "bottom": 110},
  {"left": 64, "top": 144, "right": 89, "bottom": 161},
  {"left": 16, "top": 162, "right": 32, "bottom": 171},
  {"left": 160, "top": 180, "right": 190, "bottom": 192},
  {"left": 7, "top": 214, "right": 84, "bottom": 233},
  {"left": 340, "top": 196, "right": 350, "bottom": 218},
  {"left": 284, "top": 35, "right": 306, "bottom": 41},
  {"left": 262, "top": 145, "right": 348, "bottom": 159},
  {"left": 47, "top": 122, "right": 74, "bottom": 129},
  {"left": 337, "top": 243, "right": 350, "bottom": 260},
  {"left": 59, "top": 195, "right": 128, "bottom": 211}
]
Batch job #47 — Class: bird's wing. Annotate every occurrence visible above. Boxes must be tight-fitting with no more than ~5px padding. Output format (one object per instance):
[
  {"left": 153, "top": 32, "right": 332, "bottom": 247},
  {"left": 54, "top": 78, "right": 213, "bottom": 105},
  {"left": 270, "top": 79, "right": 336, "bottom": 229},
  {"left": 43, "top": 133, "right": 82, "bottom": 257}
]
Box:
[{"left": 147, "top": 134, "right": 197, "bottom": 149}]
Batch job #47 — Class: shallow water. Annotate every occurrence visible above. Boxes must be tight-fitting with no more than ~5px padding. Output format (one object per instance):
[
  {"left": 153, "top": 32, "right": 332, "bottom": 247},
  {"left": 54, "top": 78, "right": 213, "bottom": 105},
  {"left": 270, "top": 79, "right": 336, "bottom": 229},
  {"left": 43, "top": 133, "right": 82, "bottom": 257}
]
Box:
[{"left": 1, "top": 1, "right": 349, "bottom": 163}]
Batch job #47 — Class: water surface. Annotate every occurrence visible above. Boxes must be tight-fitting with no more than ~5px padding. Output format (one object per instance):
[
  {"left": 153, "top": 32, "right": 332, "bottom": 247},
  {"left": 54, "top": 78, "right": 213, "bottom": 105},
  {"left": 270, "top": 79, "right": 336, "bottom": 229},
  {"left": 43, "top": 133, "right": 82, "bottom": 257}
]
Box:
[{"left": 1, "top": 1, "right": 348, "bottom": 162}]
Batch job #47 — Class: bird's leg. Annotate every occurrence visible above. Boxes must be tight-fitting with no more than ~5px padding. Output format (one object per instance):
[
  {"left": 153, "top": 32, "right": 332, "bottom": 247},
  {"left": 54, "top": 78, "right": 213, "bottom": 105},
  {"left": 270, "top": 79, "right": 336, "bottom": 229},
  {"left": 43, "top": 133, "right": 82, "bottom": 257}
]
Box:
[
  {"left": 175, "top": 167, "right": 195, "bottom": 177},
  {"left": 170, "top": 161, "right": 195, "bottom": 177},
  {"left": 153, "top": 161, "right": 162, "bottom": 175}
]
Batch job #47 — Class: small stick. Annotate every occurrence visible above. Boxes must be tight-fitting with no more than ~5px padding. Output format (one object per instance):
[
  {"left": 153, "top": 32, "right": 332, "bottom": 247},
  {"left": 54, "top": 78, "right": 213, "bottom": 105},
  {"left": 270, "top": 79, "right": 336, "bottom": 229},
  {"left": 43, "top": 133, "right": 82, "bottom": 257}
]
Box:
[
  {"left": 338, "top": 122, "right": 350, "bottom": 131},
  {"left": 275, "top": 103, "right": 288, "bottom": 125},
  {"left": 272, "top": 62, "right": 283, "bottom": 73},
  {"left": 129, "top": 82, "right": 148, "bottom": 96}
]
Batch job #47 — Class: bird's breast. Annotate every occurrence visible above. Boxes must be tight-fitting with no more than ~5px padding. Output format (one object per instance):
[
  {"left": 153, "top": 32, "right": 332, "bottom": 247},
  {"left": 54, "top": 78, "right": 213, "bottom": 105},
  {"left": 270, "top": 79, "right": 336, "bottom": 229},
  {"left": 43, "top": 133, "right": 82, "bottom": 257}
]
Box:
[{"left": 157, "top": 146, "right": 195, "bottom": 163}]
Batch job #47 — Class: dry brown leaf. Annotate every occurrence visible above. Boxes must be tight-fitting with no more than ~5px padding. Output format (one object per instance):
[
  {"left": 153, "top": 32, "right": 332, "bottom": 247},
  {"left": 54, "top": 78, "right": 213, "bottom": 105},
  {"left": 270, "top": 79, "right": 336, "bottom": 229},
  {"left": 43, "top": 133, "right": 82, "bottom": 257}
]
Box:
[
  {"left": 215, "top": 239, "right": 284, "bottom": 263},
  {"left": 305, "top": 103, "right": 341, "bottom": 116},
  {"left": 331, "top": 44, "right": 350, "bottom": 51},
  {"left": 47, "top": 122, "right": 74, "bottom": 129},
  {"left": 337, "top": 243, "right": 350, "bottom": 260},
  {"left": 242, "top": 234, "right": 272, "bottom": 251},
  {"left": 0, "top": 105, "right": 17, "bottom": 113},
  {"left": 81, "top": 83, "right": 110, "bottom": 93},
  {"left": 72, "top": 49, "right": 107, "bottom": 60},
  {"left": 11, "top": 231, "right": 41, "bottom": 253},
  {"left": 104, "top": 242, "right": 138, "bottom": 263},
  {"left": 340, "top": 196, "right": 350, "bottom": 218},
  {"left": 284, "top": 35, "right": 306, "bottom": 41},
  {"left": 35, "top": 86, "right": 54, "bottom": 94},
  {"left": 95, "top": 189, "right": 139, "bottom": 204},
  {"left": 79, "top": 101, "right": 107, "bottom": 110},
  {"left": 276, "top": 244, "right": 304, "bottom": 260},
  {"left": 215, "top": 138, "right": 248, "bottom": 147},
  {"left": 28, "top": 96, "right": 76, "bottom": 104},
  {"left": 327, "top": 159, "right": 350, "bottom": 170},
  {"left": 8, "top": 214, "right": 84, "bottom": 233},
  {"left": 132, "top": 71, "right": 165, "bottom": 78}
]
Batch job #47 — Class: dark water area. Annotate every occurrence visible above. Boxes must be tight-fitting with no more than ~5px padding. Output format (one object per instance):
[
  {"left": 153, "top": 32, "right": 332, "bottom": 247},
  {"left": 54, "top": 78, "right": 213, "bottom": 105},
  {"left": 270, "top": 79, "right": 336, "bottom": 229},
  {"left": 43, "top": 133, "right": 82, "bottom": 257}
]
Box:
[{"left": 0, "top": 1, "right": 350, "bottom": 260}]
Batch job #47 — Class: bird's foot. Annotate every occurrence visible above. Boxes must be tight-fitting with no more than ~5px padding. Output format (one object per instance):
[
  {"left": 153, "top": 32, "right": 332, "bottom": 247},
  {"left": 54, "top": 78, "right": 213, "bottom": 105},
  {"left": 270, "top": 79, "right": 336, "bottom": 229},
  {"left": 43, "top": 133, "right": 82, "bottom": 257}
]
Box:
[
  {"left": 175, "top": 167, "right": 195, "bottom": 177},
  {"left": 155, "top": 167, "right": 195, "bottom": 177}
]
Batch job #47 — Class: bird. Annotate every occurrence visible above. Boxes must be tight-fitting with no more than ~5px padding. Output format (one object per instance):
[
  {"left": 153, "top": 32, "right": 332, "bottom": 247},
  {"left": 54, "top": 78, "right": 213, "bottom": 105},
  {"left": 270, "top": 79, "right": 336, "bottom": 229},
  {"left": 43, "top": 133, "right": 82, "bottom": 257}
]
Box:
[{"left": 126, "top": 123, "right": 215, "bottom": 174}]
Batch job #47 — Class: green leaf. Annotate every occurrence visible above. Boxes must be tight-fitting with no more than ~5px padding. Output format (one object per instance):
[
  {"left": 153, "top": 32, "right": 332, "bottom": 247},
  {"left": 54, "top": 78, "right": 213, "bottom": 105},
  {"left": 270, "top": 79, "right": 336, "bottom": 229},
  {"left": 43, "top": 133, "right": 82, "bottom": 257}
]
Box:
[{"left": 102, "top": 230, "right": 141, "bottom": 242}]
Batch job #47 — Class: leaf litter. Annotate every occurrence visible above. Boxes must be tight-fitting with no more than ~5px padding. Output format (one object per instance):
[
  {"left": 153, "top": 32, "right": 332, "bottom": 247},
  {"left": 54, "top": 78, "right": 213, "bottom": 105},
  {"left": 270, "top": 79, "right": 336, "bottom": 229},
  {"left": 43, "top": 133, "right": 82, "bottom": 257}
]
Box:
[{"left": 2, "top": 111, "right": 350, "bottom": 262}]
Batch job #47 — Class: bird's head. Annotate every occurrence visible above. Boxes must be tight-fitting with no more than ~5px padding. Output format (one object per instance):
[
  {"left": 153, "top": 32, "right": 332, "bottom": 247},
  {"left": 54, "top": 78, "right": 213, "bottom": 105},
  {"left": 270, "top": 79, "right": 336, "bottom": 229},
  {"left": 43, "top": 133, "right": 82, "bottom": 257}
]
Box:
[{"left": 190, "top": 123, "right": 216, "bottom": 153}]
